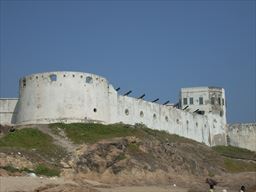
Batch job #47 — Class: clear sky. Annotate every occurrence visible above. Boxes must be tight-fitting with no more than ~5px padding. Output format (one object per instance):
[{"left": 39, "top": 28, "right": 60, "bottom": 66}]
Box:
[{"left": 0, "top": 0, "right": 255, "bottom": 123}]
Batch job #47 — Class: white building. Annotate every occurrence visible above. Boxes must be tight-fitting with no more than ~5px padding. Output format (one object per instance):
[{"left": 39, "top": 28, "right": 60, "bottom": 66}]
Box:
[
  {"left": 180, "top": 87, "right": 226, "bottom": 123},
  {"left": 0, "top": 71, "right": 227, "bottom": 146}
]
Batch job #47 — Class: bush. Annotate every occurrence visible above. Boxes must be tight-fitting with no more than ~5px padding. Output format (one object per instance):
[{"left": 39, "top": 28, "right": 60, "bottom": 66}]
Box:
[{"left": 34, "top": 164, "right": 60, "bottom": 177}]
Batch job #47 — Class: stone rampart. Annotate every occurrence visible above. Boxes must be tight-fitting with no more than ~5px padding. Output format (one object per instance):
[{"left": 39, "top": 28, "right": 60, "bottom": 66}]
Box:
[
  {"left": 0, "top": 98, "right": 18, "bottom": 125},
  {"left": 227, "top": 123, "right": 256, "bottom": 151},
  {"left": 0, "top": 71, "right": 227, "bottom": 146}
]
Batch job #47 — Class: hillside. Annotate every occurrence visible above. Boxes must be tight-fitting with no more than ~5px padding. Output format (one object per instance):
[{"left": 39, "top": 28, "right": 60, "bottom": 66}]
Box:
[{"left": 0, "top": 123, "right": 256, "bottom": 192}]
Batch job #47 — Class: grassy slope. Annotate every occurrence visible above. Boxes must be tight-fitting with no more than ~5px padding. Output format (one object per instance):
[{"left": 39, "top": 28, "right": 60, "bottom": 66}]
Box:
[
  {"left": 50, "top": 123, "right": 256, "bottom": 173},
  {"left": 212, "top": 145, "right": 256, "bottom": 173},
  {"left": 0, "top": 123, "right": 255, "bottom": 175},
  {"left": 212, "top": 145, "right": 256, "bottom": 160},
  {"left": 0, "top": 128, "right": 66, "bottom": 176},
  {"left": 49, "top": 123, "right": 193, "bottom": 144}
]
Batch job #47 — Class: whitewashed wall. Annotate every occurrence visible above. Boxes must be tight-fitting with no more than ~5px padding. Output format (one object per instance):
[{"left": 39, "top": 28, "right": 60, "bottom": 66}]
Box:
[
  {"left": 6, "top": 71, "right": 227, "bottom": 146},
  {"left": 15, "top": 72, "right": 110, "bottom": 124},
  {"left": 0, "top": 98, "right": 18, "bottom": 125},
  {"left": 227, "top": 123, "right": 256, "bottom": 151}
]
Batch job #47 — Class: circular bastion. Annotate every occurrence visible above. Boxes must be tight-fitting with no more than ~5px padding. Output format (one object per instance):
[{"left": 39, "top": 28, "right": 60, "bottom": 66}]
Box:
[{"left": 15, "top": 71, "right": 111, "bottom": 124}]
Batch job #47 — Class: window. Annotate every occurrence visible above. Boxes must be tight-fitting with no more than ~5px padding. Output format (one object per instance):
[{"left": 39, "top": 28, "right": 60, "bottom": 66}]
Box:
[
  {"left": 183, "top": 98, "right": 188, "bottom": 105},
  {"left": 86, "top": 76, "right": 93, "bottom": 84},
  {"left": 49, "top": 74, "right": 57, "bottom": 81},
  {"left": 22, "top": 79, "right": 26, "bottom": 87},
  {"left": 93, "top": 108, "right": 97, "bottom": 113},
  {"left": 140, "top": 111, "right": 144, "bottom": 117},
  {"left": 165, "top": 116, "right": 168, "bottom": 122},
  {"left": 199, "top": 97, "right": 204, "bottom": 105},
  {"left": 222, "top": 98, "right": 225, "bottom": 106},
  {"left": 153, "top": 114, "right": 157, "bottom": 119},
  {"left": 189, "top": 97, "right": 193, "bottom": 105},
  {"left": 211, "top": 97, "right": 215, "bottom": 105},
  {"left": 218, "top": 98, "right": 221, "bottom": 105},
  {"left": 125, "top": 109, "right": 129, "bottom": 115}
]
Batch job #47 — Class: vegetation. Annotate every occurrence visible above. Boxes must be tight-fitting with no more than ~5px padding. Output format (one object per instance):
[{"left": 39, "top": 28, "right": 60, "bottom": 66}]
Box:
[
  {"left": 34, "top": 164, "right": 60, "bottom": 176},
  {"left": 49, "top": 123, "right": 190, "bottom": 144},
  {"left": 0, "top": 128, "right": 67, "bottom": 165},
  {"left": 1, "top": 163, "right": 60, "bottom": 176},
  {"left": 212, "top": 145, "right": 256, "bottom": 161},
  {"left": 127, "top": 143, "right": 141, "bottom": 154},
  {"left": 223, "top": 157, "right": 256, "bottom": 173}
]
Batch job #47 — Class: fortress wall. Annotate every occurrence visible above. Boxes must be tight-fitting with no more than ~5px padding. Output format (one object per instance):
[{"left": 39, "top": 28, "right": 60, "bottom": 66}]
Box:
[
  {"left": 15, "top": 72, "right": 110, "bottom": 124},
  {"left": 227, "top": 123, "right": 256, "bottom": 151},
  {"left": 110, "top": 93, "right": 226, "bottom": 146},
  {"left": 11, "top": 71, "right": 227, "bottom": 146},
  {"left": 0, "top": 98, "right": 18, "bottom": 125}
]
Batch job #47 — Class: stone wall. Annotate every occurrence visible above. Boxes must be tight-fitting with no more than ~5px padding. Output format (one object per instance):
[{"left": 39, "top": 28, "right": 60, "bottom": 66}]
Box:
[
  {"left": 0, "top": 98, "right": 18, "bottom": 125},
  {"left": 1, "top": 71, "right": 227, "bottom": 146},
  {"left": 227, "top": 123, "right": 256, "bottom": 151}
]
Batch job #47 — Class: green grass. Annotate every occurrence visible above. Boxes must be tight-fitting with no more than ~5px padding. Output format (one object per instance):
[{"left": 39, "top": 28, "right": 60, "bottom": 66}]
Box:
[
  {"left": 50, "top": 123, "right": 140, "bottom": 144},
  {"left": 49, "top": 123, "right": 190, "bottom": 144},
  {"left": 127, "top": 143, "right": 141, "bottom": 154},
  {"left": 0, "top": 128, "right": 67, "bottom": 163},
  {"left": 1, "top": 164, "right": 60, "bottom": 177},
  {"left": 223, "top": 157, "right": 256, "bottom": 173},
  {"left": 212, "top": 145, "right": 256, "bottom": 160},
  {"left": 34, "top": 164, "right": 60, "bottom": 177}
]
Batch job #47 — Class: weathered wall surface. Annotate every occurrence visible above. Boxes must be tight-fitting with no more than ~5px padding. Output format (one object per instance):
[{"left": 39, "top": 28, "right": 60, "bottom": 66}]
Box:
[
  {"left": 3, "top": 71, "right": 227, "bottom": 146},
  {"left": 0, "top": 99, "right": 18, "bottom": 125},
  {"left": 227, "top": 123, "right": 256, "bottom": 151},
  {"left": 15, "top": 72, "right": 110, "bottom": 124}
]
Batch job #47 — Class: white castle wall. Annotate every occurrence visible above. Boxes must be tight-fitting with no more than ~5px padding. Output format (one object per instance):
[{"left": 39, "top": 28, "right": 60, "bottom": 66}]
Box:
[
  {"left": 0, "top": 98, "right": 18, "bottom": 125},
  {"left": 227, "top": 123, "right": 256, "bottom": 151},
  {"left": 15, "top": 72, "right": 110, "bottom": 124},
  {"left": 109, "top": 92, "right": 226, "bottom": 146},
  {"left": 2, "top": 71, "right": 227, "bottom": 146}
]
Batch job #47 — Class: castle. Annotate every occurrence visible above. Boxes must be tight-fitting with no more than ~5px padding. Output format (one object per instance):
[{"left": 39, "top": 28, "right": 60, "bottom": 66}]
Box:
[{"left": 0, "top": 71, "right": 255, "bottom": 150}]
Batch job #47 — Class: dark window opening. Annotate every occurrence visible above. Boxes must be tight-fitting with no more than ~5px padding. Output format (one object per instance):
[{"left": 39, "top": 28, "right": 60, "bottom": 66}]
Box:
[
  {"left": 93, "top": 108, "right": 97, "bottom": 113},
  {"left": 86, "top": 76, "right": 93, "bottom": 84},
  {"left": 218, "top": 98, "right": 221, "bottom": 105},
  {"left": 140, "top": 111, "right": 144, "bottom": 117},
  {"left": 50, "top": 74, "right": 57, "bottom": 81},
  {"left": 153, "top": 114, "right": 157, "bottom": 119},
  {"left": 183, "top": 98, "right": 188, "bottom": 105},
  {"left": 189, "top": 97, "right": 193, "bottom": 105},
  {"left": 72, "top": 74, "right": 75, "bottom": 77},
  {"left": 165, "top": 116, "right": 168, "bottom": 122},
  {"left": 22, "top": 79, "right": 26, "bottom": 87},
  {"left": 211, "top": 97, "right": 215, "bottom": 105},
  {"left": 222, "top": 98, "right": 225, "bottom": 106},
  {"left": 125, "top": 109, "right": 129, "bottom": 115},
  {"left": 199, "top": 97, "right": 204, "bottom": 105}
]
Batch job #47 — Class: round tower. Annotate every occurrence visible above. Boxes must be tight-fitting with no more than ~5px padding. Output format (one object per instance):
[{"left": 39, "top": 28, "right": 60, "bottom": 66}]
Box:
[{"left": 15, "top": 71, "right": 110, "bottom": 124}]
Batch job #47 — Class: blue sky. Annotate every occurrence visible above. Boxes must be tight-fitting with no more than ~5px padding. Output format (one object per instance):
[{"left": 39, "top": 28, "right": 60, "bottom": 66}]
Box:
[{"left": 0, "top": 0, "right": 255, "bottom": 123}]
